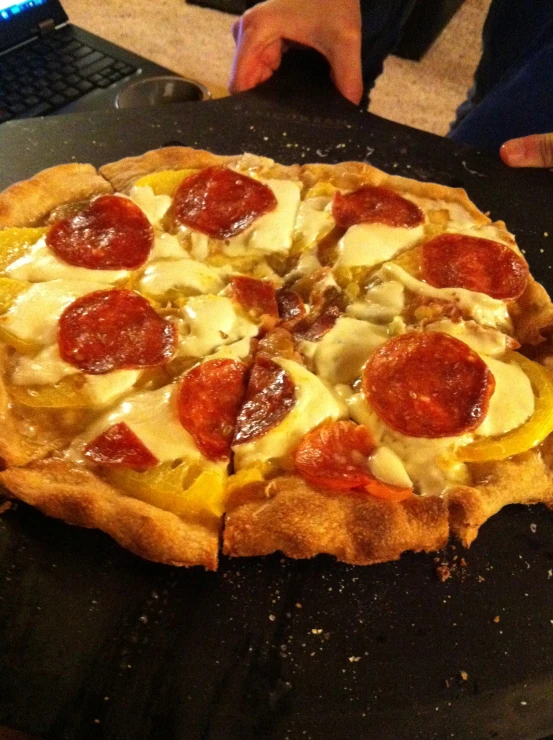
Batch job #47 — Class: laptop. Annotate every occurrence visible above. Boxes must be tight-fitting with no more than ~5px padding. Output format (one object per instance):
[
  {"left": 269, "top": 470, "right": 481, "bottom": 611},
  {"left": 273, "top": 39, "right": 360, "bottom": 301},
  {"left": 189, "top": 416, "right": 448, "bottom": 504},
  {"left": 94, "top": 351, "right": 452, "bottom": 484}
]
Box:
[{"left": 0, "top": 0, "right": 179, "bottom": 123}]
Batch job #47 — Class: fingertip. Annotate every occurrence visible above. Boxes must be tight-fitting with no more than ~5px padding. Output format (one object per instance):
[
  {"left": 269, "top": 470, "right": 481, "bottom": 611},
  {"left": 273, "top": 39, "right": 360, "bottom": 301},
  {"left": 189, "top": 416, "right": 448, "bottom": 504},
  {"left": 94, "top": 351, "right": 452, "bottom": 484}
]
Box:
[{"left": 500, "top": 139, "right": 526, "bottom": 167}]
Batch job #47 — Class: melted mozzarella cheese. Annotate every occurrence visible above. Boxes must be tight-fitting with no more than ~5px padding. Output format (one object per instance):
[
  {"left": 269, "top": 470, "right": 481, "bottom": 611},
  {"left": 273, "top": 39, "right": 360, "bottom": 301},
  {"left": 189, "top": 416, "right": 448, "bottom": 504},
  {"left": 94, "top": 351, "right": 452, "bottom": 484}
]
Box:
[
  {"left": 426, "top": 319, "right": 511, "bottom": 357},
  {"left": 378, "top": 263, "right": 512, "bottom": 331},
  {"left": 476, "top": 356, "right": 534, "bottom": 437},
  {"left": 308, "top": 317, "right": 388, "bottom": 385},
  {"left": 294, "top": 196, "right": 334, "bottom": 247},
  {"left": 178, "top": 295, "right": 258, "bottom": 358},
  {"left": 6, "top": 237, "right": 128, "bottom": 284},
  {"left": 84, "top": 370, "right": 141, "bottom": 407},
  {"left": 336, "top": 222, "right": 425, "bottom": 268},
  {"left": 129, "top": 185, "right": 172, "bottom": 226},
  {"left": 1, "top": 279, "right": 108, "bottom": 345},
  {"left": 138, "top": 259, "right": 224, "bottom": 299},
  {"left": 148, "top": 232, "right": 188, "bottom": 261},
  {"left": 222, "top": 179, "right": 301, "bottom": 255},
  {"left": 368, "top": 446, "right": 412, "bottom": 488},
  {"left": 403, "top": 194, "right": 477, "bottom": 229},
  {"left": 205, "top": 336, "right": 252, "bottom": 362},
  {"left": 348, "top": 393, "right": 471, "bottom": 495},
  {"left": 11, "top": 344, "right": 76, "bottom": 386},
  {"left": 233, "top": 358, "right": 347, "bottom": 470},
  {"left": 347, "top": 280, "right": 405, "bottom": 324},
  {"left": 78, "top": 384, "right": 207, "bottom": 463}
]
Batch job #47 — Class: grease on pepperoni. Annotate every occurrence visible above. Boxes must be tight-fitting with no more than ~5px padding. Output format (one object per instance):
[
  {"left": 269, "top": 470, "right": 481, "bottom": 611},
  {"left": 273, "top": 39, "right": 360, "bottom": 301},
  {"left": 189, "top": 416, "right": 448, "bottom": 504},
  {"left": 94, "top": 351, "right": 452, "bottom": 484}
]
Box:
[
  {"left": 276, "top": 287, "right": 306, "bottom": 326},
  {"left": 363, "top": 332, "right": 495, "bottom": 438},
  {"left": 58, "top": 289, "right": 177, "bottom": 374},
  {"left": 292, "top": 285, "right": 344, "bottom": 342},
  {"left": 47, "top": 194, "right": 154, "bottom": 270},
  {"left": 230, "top": 276, "right": 279, "bottom": 318},
  {"left": 421, "top": 233, "right": 529, "bottom": 300},
  {"left": 84, "top": 422, "right": 158, "bottom": 469},
  {"left": 233, "top": 355, "right": 295, "bottom": 445},
  {"left": 172, "top": 166, "right": 277, "bottom": 239},
  {"left": 295, "top": 420, "right": 376, "bottom": 490},
  {"left": 332, "top": 186, "right": 424, "bottom": 229},
  {"left": 178, "top": 359, "right": 248, "bottom": 460}
]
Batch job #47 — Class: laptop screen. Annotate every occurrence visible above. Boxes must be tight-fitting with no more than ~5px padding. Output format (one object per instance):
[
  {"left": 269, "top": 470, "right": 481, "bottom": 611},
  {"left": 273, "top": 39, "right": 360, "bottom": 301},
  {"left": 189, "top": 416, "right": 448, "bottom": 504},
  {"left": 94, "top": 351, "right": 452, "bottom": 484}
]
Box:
[
  {"left": 0, "top": 0, "right": 66, "bottom": 52},
  {"left": 0, "top": 1, "right": 48, "bottom": 21}
]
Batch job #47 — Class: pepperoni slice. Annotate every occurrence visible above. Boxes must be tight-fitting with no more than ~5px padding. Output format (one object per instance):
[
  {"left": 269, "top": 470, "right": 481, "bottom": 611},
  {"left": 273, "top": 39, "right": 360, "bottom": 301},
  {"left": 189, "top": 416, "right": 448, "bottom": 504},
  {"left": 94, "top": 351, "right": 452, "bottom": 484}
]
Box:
[
  {"left": 295, "top": 421, "right": 376, "bottom": 490},
  {"left": 233, "top": 355, "right": 295, "bottom": 445},
  {"left": 332, "top": 186, "right": 424, "bottom": 229},
  {"left": 363, "top": 332, "right": 495, "bottom": 438},
  {"left": 230, "top": 276, "right": 279, "bottom": 318},
  {"left": 172, "top": 166, "right": 277, "bottom": 239},
  {"left": 276, "top": 287, "right": 306, "bottom": 325},
  {"left": 58, "top": 289, "right": 177, "bottom": 374},
  {"left": 421, "top": 233, "right": 529, "bottom": 300},
  {"left": 46, "top": 194, "right": 154, "bottom": 270},
  {"left": 84, "top": 422, "right": 158, "bottom": 469},
  {"left": 178, "top": 359, "right": 248, "bottom": 460}
]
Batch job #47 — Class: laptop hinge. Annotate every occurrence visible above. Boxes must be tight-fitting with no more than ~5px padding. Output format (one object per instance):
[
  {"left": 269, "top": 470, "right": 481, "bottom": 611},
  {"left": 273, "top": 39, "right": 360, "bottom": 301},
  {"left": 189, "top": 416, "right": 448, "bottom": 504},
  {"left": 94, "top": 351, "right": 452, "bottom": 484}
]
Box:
[{"left": 37, "top": 18, "right": 56, "bottom": 36}]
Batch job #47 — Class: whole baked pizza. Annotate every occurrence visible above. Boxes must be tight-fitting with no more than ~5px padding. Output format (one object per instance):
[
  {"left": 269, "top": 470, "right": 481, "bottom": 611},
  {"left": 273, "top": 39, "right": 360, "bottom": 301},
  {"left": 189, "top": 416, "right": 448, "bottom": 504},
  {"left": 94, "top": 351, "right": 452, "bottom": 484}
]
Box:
[{"left": 0, "top": 147, "right": 552, "bottom": 571}]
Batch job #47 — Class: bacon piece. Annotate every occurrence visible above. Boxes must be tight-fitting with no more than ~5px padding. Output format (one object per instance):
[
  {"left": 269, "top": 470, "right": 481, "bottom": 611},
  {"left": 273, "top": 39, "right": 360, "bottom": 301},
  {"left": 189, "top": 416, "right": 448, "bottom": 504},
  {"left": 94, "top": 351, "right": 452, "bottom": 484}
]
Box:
[
  {"left": 178, "top": 359, "right": 248, "bottom": 460},
  {"left": 172, "top": 166, "right": 277, "bottom": 239},
  {"left": 256, "top": 327, "right": 301, "bottom": 362},
  {"left": 295, "top": 421, "right": 376, "bottom": 490},
  {"left": 230, "top": 275, "right": 279, "bottom": 318},
  {"left": 84, "top": 422, "right": 158, "bottom": 469},
  {"left": 233, "top": 355, "right": 295, "bottom": 445},
  {"left": 47, "top": 194, "right": 154, "bottom": 270},
  {"left": 332, "top": 186, "right": 424, "bottom": 229},
  {"left": 363, "top": 332, "right": 495, "bottom": 438},
  {"left": 58, "top": 289, "right": 176, "bottom": 374},
  {"left": 421, "top": 233, "right": 529, "bottom": 300},
  {"left": 276, "top": 287, "right": 306, "bottom": 326},
  {"left": 292, "top": 284, "right": 344, "bottom": 342}
]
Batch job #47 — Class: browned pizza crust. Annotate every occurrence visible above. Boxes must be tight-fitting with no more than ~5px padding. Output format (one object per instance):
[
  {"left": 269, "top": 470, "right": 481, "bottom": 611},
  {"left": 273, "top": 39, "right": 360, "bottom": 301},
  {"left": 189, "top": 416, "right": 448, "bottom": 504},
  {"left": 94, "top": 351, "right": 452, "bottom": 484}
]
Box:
[
  {"left": 300, "top": 161, "right": 492, "bottom": 227},
  {"left": 0, "top": 163, "right": 112, "bottom": 228},
  {"left": 0, "top": 459, "right": 219, "bottom": 569},
  {"left": 99, "top": 146, "right": 300, "bottom": 193},
  {"left": 448, "top": 448, "right": 553, "bottom": 546},
  {"left": 223, "top": 474, "right": 449, "bottom": 565}
]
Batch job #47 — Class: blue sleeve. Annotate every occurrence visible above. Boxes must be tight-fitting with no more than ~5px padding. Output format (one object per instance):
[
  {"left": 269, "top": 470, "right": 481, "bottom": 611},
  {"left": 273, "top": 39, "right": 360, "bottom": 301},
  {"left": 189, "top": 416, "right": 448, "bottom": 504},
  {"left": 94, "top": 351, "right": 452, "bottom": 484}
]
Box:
[{"left": 448, "top": 27, "right": 553, "bottom": 152}]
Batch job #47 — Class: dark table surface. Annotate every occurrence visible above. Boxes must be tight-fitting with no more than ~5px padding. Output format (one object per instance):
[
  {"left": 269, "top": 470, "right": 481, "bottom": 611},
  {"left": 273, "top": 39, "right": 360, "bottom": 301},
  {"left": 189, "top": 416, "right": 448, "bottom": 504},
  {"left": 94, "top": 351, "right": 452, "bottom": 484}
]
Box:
[{"left": 1, "top": 52, "right": 553, "bottom": 740}]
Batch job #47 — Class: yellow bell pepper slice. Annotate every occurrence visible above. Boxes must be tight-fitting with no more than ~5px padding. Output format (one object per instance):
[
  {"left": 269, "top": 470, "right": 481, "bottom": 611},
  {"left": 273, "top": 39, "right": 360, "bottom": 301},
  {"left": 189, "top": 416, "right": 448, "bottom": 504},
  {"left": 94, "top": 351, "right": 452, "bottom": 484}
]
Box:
[
  {"left": 0, "top": 324, "right": 40, "bottom": 354},
  {"left": 457, "top": 353, "right": 553, "bottom": 462},
  {"left": 0, "top": 227, "right": 48, "bottom": 272},
  {"left": 226, "top": 465, "right": 269, "bottom": 497},
  {"left": 0, "top": 277, "right": 31, "bottom": 314},
  {"left": 305, "top": 182, "right": 339, "bottom": 199},
  {"left": 134, "top": 169, "right": 198, "bottom": 197},
  {"left": 10, "top": 375, "right": 89, "bottom": 408},
  {"left": 106, "top": 462, "right": 227, "bottom": 520}
]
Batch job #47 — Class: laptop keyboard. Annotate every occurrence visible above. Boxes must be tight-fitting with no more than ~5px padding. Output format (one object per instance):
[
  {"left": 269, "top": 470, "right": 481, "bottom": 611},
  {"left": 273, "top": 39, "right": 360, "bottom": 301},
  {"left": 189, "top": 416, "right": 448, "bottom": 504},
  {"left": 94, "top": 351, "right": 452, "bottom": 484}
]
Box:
[{"left": 0, "top": 28, "right": 136, "bottom": 123}]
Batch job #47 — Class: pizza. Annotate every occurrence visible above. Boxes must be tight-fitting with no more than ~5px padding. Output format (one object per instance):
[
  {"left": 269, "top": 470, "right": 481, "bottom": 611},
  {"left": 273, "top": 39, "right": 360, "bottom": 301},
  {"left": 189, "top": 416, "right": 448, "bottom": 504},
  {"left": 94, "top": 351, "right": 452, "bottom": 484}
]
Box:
[{"left": 0, "top": 146, "right": 552, "bottom": 571}]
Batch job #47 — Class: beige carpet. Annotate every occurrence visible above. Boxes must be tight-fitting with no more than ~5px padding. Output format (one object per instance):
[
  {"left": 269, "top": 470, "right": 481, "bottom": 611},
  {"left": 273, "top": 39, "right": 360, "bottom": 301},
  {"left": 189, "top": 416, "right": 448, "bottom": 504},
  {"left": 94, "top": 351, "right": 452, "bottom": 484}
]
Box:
[{"left": 64, "top": 0, "right": 490, "bottom": 136}]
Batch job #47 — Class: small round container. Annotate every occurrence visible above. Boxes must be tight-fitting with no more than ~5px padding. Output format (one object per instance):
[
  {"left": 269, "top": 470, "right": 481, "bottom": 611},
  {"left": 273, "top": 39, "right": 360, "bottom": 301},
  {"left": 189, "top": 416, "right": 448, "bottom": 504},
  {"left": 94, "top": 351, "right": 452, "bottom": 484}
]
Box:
[{"left": 115, "top": 75, "right": 211, "bottom": 109}]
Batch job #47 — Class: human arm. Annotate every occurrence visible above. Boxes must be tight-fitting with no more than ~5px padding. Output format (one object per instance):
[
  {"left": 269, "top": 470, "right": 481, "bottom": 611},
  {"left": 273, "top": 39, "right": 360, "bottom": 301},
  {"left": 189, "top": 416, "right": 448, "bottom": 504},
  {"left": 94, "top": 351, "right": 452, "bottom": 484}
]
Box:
[{"left": 228, "top": 0, "right": 363, "bottom": 105}]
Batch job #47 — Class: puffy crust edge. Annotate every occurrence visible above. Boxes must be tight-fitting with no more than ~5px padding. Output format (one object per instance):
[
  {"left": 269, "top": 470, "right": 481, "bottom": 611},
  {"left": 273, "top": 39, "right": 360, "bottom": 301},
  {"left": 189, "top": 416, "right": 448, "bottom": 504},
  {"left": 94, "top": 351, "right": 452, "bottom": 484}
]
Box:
[
  {"left": 0, "top": 163, "right": 113, "bottom": 228},
  {"left": 99, "top": 146, "right": 301, "bottom": 193},
  {"left": 0, "top": 459, "right": 219, "bottom": 569},
  {"left": 448, "top": 448, "right": 553, "bottom": 547},
  {"left": 223, "top": 475, "right": 449, "bottom": 565},
  {"left": 299, "top": 161, "right": 491, "bottom": 227}
]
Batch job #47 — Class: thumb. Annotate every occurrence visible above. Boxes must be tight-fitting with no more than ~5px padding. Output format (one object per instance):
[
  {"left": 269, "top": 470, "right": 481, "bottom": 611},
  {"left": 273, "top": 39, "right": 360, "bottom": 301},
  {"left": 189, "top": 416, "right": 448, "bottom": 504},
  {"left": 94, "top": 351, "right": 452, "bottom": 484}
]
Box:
[
  {"left": 322, "top": 33, "right": 363, "bottom": 105},
  {"left": 500, "top": 133, "right": 553, "bottom": 168}
]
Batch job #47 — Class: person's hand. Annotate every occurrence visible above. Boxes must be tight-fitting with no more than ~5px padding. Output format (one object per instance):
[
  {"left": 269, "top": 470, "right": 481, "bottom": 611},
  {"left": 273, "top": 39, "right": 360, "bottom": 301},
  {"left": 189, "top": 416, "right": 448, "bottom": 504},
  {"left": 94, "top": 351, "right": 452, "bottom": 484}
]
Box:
[
  {"left": 500, "top": 133, "right": 553, "bottom": 168},
  {"left": 228, "top": 0, "right": 363, "bottom": 105}
]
